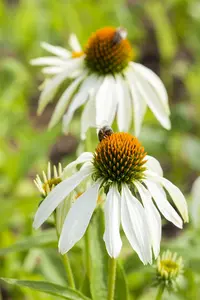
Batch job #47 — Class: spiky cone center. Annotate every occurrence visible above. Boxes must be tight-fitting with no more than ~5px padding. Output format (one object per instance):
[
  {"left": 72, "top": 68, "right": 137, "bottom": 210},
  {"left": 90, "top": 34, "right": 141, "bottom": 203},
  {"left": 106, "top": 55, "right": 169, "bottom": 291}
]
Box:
[
  {"left": 84, "top": 27, "right": 133, "bottom": 75},
  {"left": 93, "top": 132, "right": 147, "bottom": 187}
]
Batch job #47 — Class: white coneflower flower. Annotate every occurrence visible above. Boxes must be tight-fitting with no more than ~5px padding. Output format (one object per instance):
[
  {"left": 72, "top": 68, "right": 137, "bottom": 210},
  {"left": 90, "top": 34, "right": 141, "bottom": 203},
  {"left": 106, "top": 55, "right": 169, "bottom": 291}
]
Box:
[
  {"left": 156, "top": 250, "right": 184, "bottom": 290},
  {"left": 33, "top": 129, "right": 188, "bottom": 264},
  {"left": 34, "top": 162, "right": 62, "bottom": 197},
  {"left": 31, "top": 27, "right": 171, "bottom": 138},
  {"left": 191, "top": 176, "right": 200, "bottom": 228},
  {"left": 34, "top": 162, "right": 72, "bottom": 234}
]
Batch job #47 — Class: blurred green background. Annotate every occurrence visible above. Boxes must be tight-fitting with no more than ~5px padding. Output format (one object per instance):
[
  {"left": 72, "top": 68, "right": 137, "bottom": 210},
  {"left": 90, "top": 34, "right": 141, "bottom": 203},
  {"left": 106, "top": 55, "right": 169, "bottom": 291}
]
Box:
[{"left": 1, "top": 0, "right": 200, "bottom": 299}]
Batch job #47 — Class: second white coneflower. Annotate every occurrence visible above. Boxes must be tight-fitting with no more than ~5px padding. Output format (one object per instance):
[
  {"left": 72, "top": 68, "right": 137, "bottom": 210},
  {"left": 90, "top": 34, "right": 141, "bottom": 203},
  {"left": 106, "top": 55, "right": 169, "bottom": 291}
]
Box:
[
  {"left": 31, "top": 27, "right": 171, "bottom": 138},
  {"left": 33, "top": 128, "right": 188, "bottom": 264}
]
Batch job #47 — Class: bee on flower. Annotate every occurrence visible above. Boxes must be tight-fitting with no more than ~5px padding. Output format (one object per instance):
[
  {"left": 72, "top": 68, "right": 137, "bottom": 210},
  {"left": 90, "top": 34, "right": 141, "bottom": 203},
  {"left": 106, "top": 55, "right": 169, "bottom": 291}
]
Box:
[
  {"left": 31, "top": 27, "right": 171, "bottom": 139},
  {"left": 33, "top": 128, "right": 188, "bottom": 264}
]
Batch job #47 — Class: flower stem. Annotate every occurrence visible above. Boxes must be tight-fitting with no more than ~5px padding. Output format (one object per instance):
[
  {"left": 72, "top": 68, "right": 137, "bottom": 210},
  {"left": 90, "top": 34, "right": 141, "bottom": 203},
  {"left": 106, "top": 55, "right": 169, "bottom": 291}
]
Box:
[
  {"left": 107, "top": 258, "right": 117, "bottom": 300},
  {"left": 54, "top": 214, "right": 75, "bottom": 289},
  {"left": 85, "top": 226, "right": 91, "bottom": 279},
  {"left": 62, "top": 253, "right": 76, "bottom": 289},
  {"left": 156, "top": 285, "right": 165, "bottom": 300}
]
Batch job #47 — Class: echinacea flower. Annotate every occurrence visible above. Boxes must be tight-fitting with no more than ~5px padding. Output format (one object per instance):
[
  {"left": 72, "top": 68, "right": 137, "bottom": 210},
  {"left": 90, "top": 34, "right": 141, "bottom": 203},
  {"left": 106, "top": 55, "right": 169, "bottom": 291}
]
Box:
[
  {"left": 34, "top": 162, "right": 72, "bottom": 234},
  {"left": 33, "top": 130, "right": 188, "bottom": 264},
  {"left": 191, "top": 176, "right": 200, "bottom": 228},
  {"left": 34, "top": 162, "right": 62, "bottom": 197},
  {"left": 156, "top": 250, "right": 184, "bottom": 291},
  {"left": 31, "top": 27, "right": 171, "bottom": 138}
]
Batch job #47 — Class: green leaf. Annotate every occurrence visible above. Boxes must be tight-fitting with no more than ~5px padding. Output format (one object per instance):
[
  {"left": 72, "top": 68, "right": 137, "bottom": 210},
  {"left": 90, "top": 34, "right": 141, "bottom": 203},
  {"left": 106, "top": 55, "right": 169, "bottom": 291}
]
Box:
[
  {"left": 0, "top": 229, "right": 57, "bottom": 256},
  {"left": 0, "top": 278, "right": 91, "bottom": 300},
  {"left": 90, "top": 208, "right": 108, "bottom": 300},
  {"left": 115, "top": 262, "right": 129, "bottom": 300}
]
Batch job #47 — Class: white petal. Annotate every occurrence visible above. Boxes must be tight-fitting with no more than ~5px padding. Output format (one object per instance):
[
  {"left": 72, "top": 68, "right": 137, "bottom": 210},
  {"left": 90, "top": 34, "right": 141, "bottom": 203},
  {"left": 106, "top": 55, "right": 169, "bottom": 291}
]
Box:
[
  {"left": 125, "top": 68, "right": 147, "bottom": 136},
  {"left": 62, "top": 74, "right": 99, "bottom": 133},
  {"left": 133, "top": 63, "right": 169, "bottom": 113},
  {"left": 121, "top": 185, "right": 152, "bottom": 264},
  {"left": 68, "top": 33, "right": 82, "bottom": 52},
  {"left": 33, "top": 163, "right": 93, "bottom": 229},
  {"left": 42, "top": 66, "right": 63, "bottom": 75},
  {"left": 80, "top": 91, "right": 96, "bottom": 140},
  {"left": 41, "top": 42, "right": 71, "bottom": 58},
  {"left": 62, "top": 152, "right": 93, "bottom": 178},
  {"left": 160, "top": 177, "right": 189, "bottom": 223},
  {"left": 191, "top": 177, "right": 200, "bottom": 227},
  {"left": 145, "top": 155, "right": 163, "bottom": 177},
  {"left": 144, "top": 179, "right": 183, "bottom": 228},
  {"left": 48, "top": 73, "right": 85, "bottom": 129},
  {"left": 103, "top": 186, "right": 122, "bottom": 258},
  {"left": 30, "top": 57, "right": 64, "bottom": 66},
  {"left": 56, "top": 192, "right": 75, "bottom": 234},
  {"left": 131, "top": 64, "right": 171, "bottom": 130},
  {"left": 135, "top": 182, "right": 161, "bottom": 258},
  {"left": 38, "top": 72, "right": 69, "bottom": 115},
  {"left": 59, "top": 181, "right": 100, "bottom": 254},
  {"left": 116, "top": 75, "right": 132, "bottom": 132},
  {"left": 96, "top": 76, "right": 118, "bottom": 127}
]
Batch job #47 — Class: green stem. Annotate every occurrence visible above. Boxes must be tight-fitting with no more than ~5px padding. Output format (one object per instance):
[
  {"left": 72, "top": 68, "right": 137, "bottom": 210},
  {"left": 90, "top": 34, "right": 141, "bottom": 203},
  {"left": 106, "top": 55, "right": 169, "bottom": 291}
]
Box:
[
  {"left": 54, "top": 214, "right": 75, "bottom": 289},
  {"left": 156, "top": 285, "right": 165, "bottom": 300},
  {"left": 107, "top": 258, "right": 117, "bottom": 300},
  {"left": 85, "top": 227, "right": 91, "bottom": 279},
  {"left": 62, "top": 253, "right": 76, "bottom": 289}
]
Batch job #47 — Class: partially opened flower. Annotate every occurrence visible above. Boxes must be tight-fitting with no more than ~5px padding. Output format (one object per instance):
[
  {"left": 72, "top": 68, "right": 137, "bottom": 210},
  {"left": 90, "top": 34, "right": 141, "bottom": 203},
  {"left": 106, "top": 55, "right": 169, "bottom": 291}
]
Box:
[
  {"left": 156, "top": 250, "right": 184, "bottom": 291},
  {"left": 31, "top": 27, "right": 171, "bottom": 138},
  {"left": 34, "top": 162, "right": 62, "bottom": 197},
  {"left": 34, "top": 162, "right": 72, "bottom": 234},
  {"left": 33, "top": 129, "right": 188, "bottom": 264}
]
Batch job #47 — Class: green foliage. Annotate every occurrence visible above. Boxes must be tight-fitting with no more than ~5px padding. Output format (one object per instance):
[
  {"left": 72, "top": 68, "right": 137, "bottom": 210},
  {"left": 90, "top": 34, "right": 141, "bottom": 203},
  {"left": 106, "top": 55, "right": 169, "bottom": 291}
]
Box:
[{"left": 1, "top": 278, "right": 91, "bottom": 300}]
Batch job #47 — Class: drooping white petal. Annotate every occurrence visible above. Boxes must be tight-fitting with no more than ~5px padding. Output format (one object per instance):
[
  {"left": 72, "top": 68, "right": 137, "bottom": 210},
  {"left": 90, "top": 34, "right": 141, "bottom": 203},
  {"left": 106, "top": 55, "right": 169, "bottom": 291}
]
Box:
[
  {"left": 59, "top": 181, "right": 101, "bottom": 254},
  {"left": 80, "top": 76, "right": 103, "bottom": 139},
  {"left": 37, "top": 57, "right": 84, "bottom": 115},
  {"left": 132, "top": 62, "right": 169, "bottom": 113},
  {"left": 191, "top": 177, "right": 200, "bottom": 227},
  {"left": 125, "top": 68, "right": 147, "bottom": 136},
  {"left": 68, "top": 33, "right": 82, "bottom": 52},
  {"left": 116, "top": 75, "right": 132, "bottom": 132},
  {"left": 96, "top": 76, "right": 118, "bottom": 127},
  {"left": 42, "top": 66, "right": 63, "bottom": 75},
  {"left": 80, "top": 91, "right": 96, "bottom": 140},
  {"left": 103, "top": 186, "right": 122, "bottom": 258},
  {"left": 131, "top": 64, "right": 171, "bottom": 130},
  {"left": 33, "top": 163, "right": 93, "bottom": 229},
  {"left": 121, "top": 185, "right": 152, "bottom": 265},
  {"left": 56, "top": 192, "right": 75, "bottom": 234},
  {"left": 145, "top": 155, "right": 163, "bottom": 177},
  {"left": 135, "top": 181, "right": 161, "bottom": 258},
  {"left": 48, "top": 73, "right": 85, "bottom": 129},
  {"left": 159, "top": 177, "right": 189, "bottom": 223},
  {"left": 30, "top": 57, "right": 64, "bottom": 66},
  {"left": 41, "top": 42, "right": 71, "bottom": 58},
  {"left": 62, "top": 152, "right": 93, "bottom": 178},
  {"left": 37, "top": 72, "right": 69, "bottom": 115},
  {"left": 144, "top": 179, "right": 183, "bottom": 228},
  {"left": 62, "top": 74, "right": 99, "bottom": 133}
]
